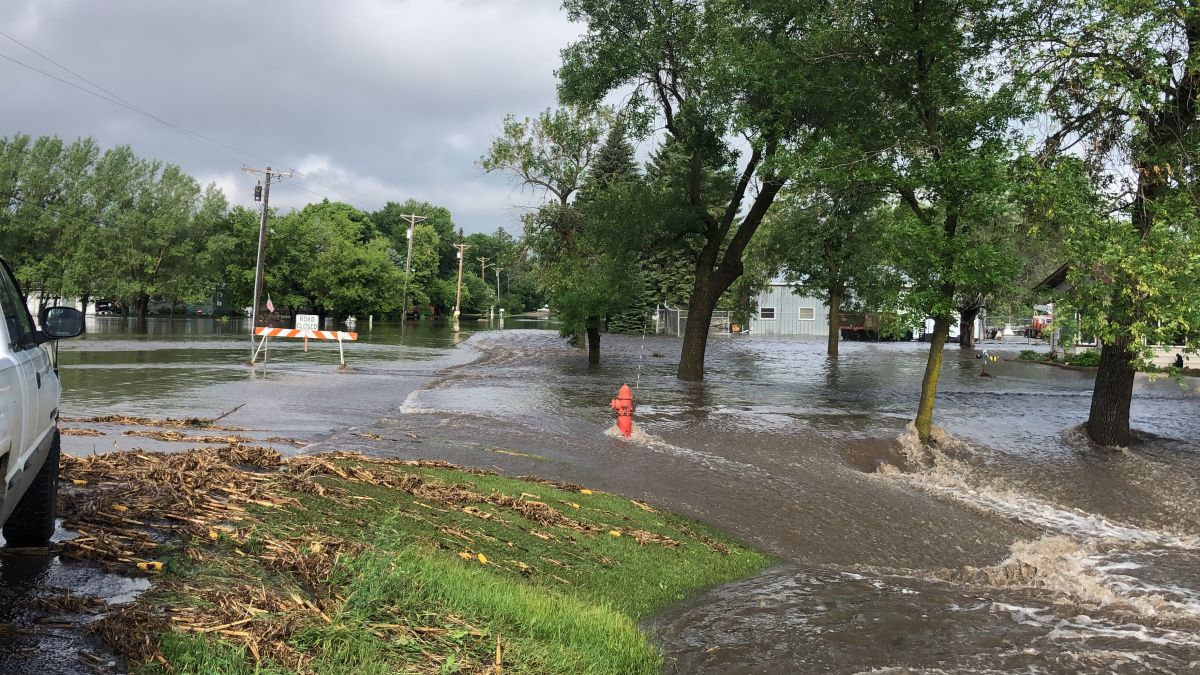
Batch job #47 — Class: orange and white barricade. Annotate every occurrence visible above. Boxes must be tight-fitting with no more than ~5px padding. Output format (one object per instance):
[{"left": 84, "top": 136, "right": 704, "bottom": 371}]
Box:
[{"left": 251, "top": 326, "right": 358, "bottom": 367}]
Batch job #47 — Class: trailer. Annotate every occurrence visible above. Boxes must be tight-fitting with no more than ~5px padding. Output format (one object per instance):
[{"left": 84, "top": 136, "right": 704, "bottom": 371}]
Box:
[{"left": 839, "top": 313, "right": 914, "bottom": 341}]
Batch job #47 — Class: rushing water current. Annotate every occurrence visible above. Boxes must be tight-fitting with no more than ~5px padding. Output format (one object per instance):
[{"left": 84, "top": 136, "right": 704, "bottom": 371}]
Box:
[
  {"left": 6, "top": 318, "right": 1200, "bottom": 673},
  {"left": 392, "top": 329, "right": 1200, "bottom": 674}
]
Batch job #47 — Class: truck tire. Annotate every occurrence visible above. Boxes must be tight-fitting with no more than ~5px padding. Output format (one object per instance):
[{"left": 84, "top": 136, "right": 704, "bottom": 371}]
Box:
[{"left": 2, "top": 430, "right": 60, "bottom": 548}]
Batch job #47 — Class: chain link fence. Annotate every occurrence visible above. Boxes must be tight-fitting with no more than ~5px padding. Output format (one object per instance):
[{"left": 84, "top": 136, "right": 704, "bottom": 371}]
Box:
[{"left": 655, "top": 304, "right": 730, "bottom": 336}]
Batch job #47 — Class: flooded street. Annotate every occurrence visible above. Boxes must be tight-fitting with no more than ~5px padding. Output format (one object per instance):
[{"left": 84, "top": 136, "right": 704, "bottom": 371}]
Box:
[
  {"left": 56, "top": 317, "right": 487, "bottom": 451},
  {"left": 386, "top": 330, "right": 1200, "bottom": 673},
  {"left": 4, "top": 318, "right": 1200, "bottom": 673}
]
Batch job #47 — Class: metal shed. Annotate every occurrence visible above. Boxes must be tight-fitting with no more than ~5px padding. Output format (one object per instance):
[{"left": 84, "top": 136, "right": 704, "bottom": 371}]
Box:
[{"left": 749, "top": 283, "right": 829, "bottom": 336}]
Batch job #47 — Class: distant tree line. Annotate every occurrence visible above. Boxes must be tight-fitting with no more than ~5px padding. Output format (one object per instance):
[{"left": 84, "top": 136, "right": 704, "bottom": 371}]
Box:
[{"left": 0, "top": 134, "right": 542, "bottom": 321}]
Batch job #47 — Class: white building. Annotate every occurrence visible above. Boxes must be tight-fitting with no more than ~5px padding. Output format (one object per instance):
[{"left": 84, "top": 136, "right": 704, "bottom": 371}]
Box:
[
  {"left": 748, "top": 282, "right": 830, "bottom": 336},
  {"left": 748, "top": 281, "right": 985, "bottom": 340}
]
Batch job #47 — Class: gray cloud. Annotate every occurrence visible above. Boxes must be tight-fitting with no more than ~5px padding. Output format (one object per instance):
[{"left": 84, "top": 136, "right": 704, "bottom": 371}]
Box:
[{"left": 1, "top": 0, "right": 581, "bottom": 232}]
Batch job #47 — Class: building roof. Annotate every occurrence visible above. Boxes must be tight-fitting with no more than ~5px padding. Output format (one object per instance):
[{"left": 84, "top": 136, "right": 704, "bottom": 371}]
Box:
[{"left": 1034, "top": 263, "right": 1071, "bottom": 293}]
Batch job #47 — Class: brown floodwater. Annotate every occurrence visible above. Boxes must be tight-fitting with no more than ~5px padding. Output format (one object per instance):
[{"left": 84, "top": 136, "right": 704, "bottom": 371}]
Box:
[
  {"left": 379, "top": 330, "right": 1200, "bottom": 674},
  {"left": 3, "top": 318, "right": 1198, "bottom": 673}
]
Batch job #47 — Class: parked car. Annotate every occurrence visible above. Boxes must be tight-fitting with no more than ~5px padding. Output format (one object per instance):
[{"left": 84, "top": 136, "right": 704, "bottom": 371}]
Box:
[
  {"left": 0, "top": 257, "right": 83, "bottom": 547},
  {"left": 94, "top": 299, "right": 121, "bottom": 315}
]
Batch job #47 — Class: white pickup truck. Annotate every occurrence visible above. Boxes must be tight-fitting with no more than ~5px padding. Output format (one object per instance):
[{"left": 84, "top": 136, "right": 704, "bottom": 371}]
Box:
[{"left": 0, "top": 257, "right": 82, "bottom": 548}]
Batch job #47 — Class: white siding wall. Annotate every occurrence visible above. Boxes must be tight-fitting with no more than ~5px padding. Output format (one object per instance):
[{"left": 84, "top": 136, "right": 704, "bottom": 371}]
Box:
[{"left": 749, "top": 285, "right": 829, "bottom": 336}]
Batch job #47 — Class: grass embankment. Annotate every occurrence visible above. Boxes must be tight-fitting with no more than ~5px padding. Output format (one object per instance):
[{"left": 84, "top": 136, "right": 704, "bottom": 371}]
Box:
[
  {"left": 1017, "top": 349, "right": 1101, "bottom": 368},
  {"left": 57, "top": 443, "right": 768, "bottom": 674},
  {"left": 1017, "top": 349, "right": 1198, "bottom": 375}
]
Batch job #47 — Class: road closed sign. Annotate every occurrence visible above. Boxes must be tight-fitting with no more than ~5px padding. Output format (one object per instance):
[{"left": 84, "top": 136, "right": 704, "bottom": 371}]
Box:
[{"left": 295, "top": 314, "right": 319, "bottom": 331}]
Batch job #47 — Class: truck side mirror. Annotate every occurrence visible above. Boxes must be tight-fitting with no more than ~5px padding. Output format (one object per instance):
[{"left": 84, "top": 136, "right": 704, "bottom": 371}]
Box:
[{"left": 40, "top": 306, "right": 84, "bottom": 339}]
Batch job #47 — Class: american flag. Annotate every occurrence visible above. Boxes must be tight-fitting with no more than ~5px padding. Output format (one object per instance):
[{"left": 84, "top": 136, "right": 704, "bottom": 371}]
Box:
[{"left": 266, "top": 294, "right": 274, "bottom": 313}]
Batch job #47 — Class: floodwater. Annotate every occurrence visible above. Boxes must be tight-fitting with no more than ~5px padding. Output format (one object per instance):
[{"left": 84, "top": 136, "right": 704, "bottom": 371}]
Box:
[
  {"left": 384, "top": 330, "right": 1200, "bottom": 674},
  {"left": 3, "top": 317, "right": 1199, "bottom": 673}
]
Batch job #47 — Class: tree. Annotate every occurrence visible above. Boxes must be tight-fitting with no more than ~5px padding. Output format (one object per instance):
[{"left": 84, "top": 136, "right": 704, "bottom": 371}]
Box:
[
  {"left": 802, "top": 0, "right": 1031, "bottom": 443},
  {"left": 266, "top": 200, "right": 405, "bottom": 318},
  {"left": 572, "top": 119, "right": 648, "bottom": 352},
  {"left": 560, "top": 0, "right": 814, "bottom": 380},
  {"left": 156, "top": 186, "right": 230, "bottom": 314},
  {"left": 951, "top": 160, "right": 1069, "bottom": 349},
  {"left": 481, "top": 106, "right": 609, "bottom": 359},
  {"left": 3, "top": 133, "right": 67, "bottom": 307},
  {"left": 87, "top": 148, "right": 205, "bottom": 317},
  {"left": 1018, "top": 0, "right": 1200, "bottom": 446},
  {"left": 45, "top": 138, "right": 101, "bottom": 315},
  {"left": 762, "top": 185, "right": 893, "bottom": 357},
  {"left": 203, "top": 205, "right": 261, "bottom": 315},
  {"left": 370, "top": 199, "right": 458, "bottom": 282}
]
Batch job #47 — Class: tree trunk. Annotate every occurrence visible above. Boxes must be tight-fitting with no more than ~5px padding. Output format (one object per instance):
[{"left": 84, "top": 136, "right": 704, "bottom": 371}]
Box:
[
  {"left": 827, "top": 283, "right": 842, "bottom": 358},
  {"left": 78, "top": 294, "right": 90, "bottom": 331},
  {"left": 914, "top": 314, "right": 952, "bottom": 443},
  {"left": 677, "top": 279, "right": 719, "bottom": 381},
  {"left": 1086, "top": 339, "right": 1136, "bottom": 446},
  {"left": 959, "top": 306, "right": 979, "bottom": 348},
  {"left": 586, "top": 316, "right": 601, "bottom": 365},
  {"left": 135, "top": 294, "right": 150, "bottom": 319}
]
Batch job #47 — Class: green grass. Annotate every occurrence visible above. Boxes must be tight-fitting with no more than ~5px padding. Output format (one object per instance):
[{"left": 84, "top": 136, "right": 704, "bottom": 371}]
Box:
[
  {"left": 1017, "top": 349, "right": 1049, "bottom": 362},
  {"left": 135, "top": 458, "right": 770, "bottom": 674},
  {"left": 1015, "top": 348, "right": 1187, "bottom": 373},
  {"left": 1064, "top": 350, "right": 1101, "bottom": 367}
]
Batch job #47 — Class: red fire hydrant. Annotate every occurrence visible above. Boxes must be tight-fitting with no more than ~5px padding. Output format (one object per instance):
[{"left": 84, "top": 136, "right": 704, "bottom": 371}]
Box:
[{"left": 610, "top": 384, "right": 635, "bottom": 437}]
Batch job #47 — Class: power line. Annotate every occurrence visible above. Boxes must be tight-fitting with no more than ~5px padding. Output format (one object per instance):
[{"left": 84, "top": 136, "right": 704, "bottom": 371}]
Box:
[
  {"left": 2, "top": 138, "right": 335, "bottom": 207},
  {"left": 0, "top": 33, "right": 360, "bottom": 205},
  {"left": 0, "top": 50, "right": 246, "bottom": 166},
  {"left": 0, "top": 29, "right": 145, "bottom": 114},
  {"left": 0, "top": 31, "right": 278, "bottom": 168}
]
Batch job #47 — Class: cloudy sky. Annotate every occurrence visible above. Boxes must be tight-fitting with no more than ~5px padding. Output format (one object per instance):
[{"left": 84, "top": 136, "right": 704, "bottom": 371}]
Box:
[{"left": 1, "top": 0, "right": 582, "bottom": 233}]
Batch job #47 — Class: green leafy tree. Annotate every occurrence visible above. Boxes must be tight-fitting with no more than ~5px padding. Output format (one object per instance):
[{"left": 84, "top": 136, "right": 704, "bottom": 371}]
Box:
[
  {"left": 45, "top": 138, "right": 101, "bottom": 313},
  {"left": 157, "top": 186, "right": 231, "bottom": 314},
  {"left": 560, "top": 0, "right": 828, "bottom": 380},
  {"left": 266, "top": 200, "right": 405, "bottom": 318},
  {"left": 802, "top": 0, "right": 1032, "bottom": 442},
  {"left": 89, "top": 149, "right": 205, "bottom": 317},
  {"left": 571, "top": 119, "right": 650, "bottom": 342},
  {"left": 4, "top": 136, "right": 67, "bottom": 304},
  {"left": 370, "top": 199, "right": 458, "bottom": 283},
  {"left": 203, "top": 205, "right": 262, "bottom": 315},
  {"left": 761, "top": 185, "right": 895, "bottom": 356},
  {"left": 481, "top": 106, "right": 610, "bottom": 359},
  {"left": 1017, "top": 0, "right": 1200, "bottom": 446}
]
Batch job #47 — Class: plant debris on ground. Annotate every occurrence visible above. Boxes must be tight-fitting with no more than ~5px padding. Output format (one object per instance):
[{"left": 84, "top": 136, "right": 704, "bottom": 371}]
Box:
[{"left": 54, "top": 437, "right": 768, "bottom": 674}]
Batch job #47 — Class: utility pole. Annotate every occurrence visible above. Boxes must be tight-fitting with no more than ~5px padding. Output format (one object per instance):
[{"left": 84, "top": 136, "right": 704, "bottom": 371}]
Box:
[
  {"left": 493, "top": 267, "right": 502, "bottom": 321},
  {"left": 477, "top": 257, "right": 492, "bottom": 319},
  {"left": 241, "top": 165, "right": 293, "bottom": 361},
  {"left": 453, "top": 241, "right": 469, "bottom": 319},
  {"left": 398, "top": 213, "right": 427, "bottom": 342}
]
